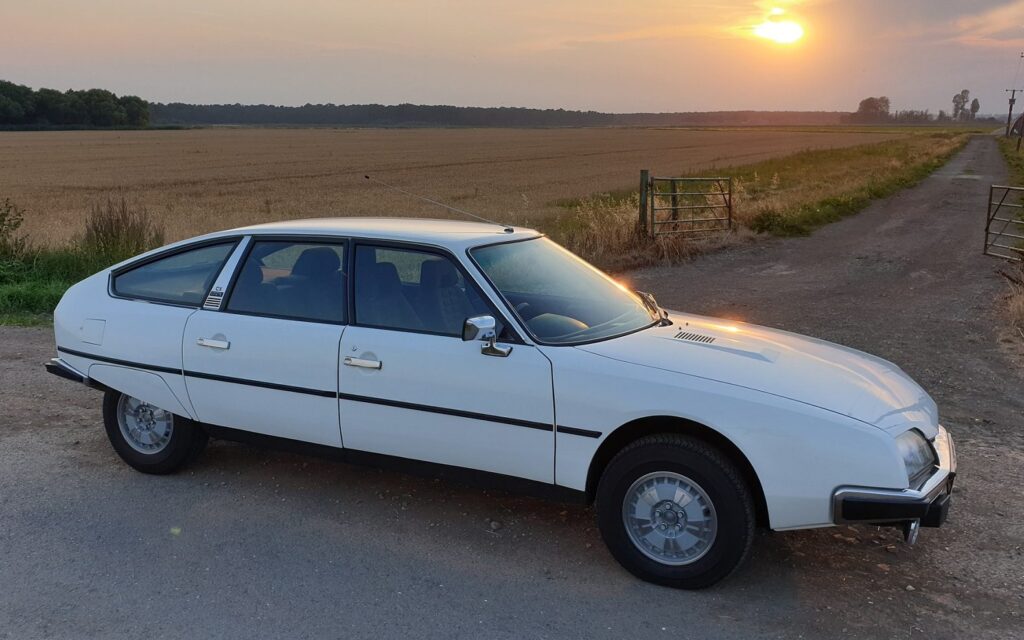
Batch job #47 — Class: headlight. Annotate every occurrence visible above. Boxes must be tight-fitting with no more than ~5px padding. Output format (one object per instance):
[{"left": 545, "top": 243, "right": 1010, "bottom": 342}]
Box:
[{"left": 896, "top": 429, "right": 937, "bottom": 486}]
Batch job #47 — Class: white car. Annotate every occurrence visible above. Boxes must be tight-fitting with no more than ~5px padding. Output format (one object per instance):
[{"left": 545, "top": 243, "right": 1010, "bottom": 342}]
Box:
[{"left": 47, "top": 218, "right": 956, "bottom": 588}]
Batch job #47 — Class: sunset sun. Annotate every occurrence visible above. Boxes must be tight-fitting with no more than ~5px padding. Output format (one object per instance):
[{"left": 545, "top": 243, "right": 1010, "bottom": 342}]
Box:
[{"left": 753, "top": 9, "right": 805, "bottom": 44}]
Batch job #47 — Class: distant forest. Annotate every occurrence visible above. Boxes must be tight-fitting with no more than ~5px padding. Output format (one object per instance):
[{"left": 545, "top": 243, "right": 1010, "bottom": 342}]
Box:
[
  {"left": 10, "top": 78, "right": 980, "bottom": 129},
  {"left": 0, "top": 80, "right": 149, "bottom": 127},
  {"left": 149, "top": 102, "right": 845, "bottom": 127}
]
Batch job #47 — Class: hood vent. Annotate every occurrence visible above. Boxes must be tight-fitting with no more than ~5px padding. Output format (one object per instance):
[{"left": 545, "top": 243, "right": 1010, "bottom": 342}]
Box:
[{"left": 673, "top": 330, "right": 716, "bottom": 344}]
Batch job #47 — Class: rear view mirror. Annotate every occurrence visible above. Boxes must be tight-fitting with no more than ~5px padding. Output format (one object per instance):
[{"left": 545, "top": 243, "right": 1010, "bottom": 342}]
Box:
[
  {"left": 462, "top": 315, "right": 496, "bottom": 342},
  {"left": 462, "top": 315, "right": 511, "bottom": 357}
]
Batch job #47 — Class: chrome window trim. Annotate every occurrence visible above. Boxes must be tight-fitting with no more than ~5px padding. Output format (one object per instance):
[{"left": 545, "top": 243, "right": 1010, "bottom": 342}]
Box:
[{"left": 202, "top": 236, "right": 252, "bottom": 311}]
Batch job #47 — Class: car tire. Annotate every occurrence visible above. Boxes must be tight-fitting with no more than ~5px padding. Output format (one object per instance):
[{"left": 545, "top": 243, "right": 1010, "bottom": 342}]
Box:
[
  {"left": 102, "top": 389, "right": 208, "bottom": 475},
  {"left": 596, "top": 434, "right": 755, "bottom": 589}
]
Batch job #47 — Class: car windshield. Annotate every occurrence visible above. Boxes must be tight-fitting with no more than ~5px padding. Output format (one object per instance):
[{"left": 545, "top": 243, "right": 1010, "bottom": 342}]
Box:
[{"left": 471, "top": 237, "right": 657, "bottom": 345}]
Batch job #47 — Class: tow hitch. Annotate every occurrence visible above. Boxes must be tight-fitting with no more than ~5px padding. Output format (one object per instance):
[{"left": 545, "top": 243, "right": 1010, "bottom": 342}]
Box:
[{"left": 902, "top": 519, "right": 920, "bottom": 544}]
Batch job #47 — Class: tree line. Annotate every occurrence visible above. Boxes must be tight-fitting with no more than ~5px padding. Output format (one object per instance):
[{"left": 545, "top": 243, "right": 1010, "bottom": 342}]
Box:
[
  {"left": 0, "top": 80, "right": 149, "bottom": 127},
  {"left": 149, "top": 103, "right": 845, "bottom": 127},
  {"left": 845, "top": 91, "right": 986, "bottom": 124},
  {"left": 5, "top": 78, "right": 991, "bottom": 129}
]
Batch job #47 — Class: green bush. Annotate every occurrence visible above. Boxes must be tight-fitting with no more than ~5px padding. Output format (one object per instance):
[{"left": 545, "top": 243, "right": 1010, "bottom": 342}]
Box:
[{"left": 0, "top": 195, "right": 165, "bottom": 324}]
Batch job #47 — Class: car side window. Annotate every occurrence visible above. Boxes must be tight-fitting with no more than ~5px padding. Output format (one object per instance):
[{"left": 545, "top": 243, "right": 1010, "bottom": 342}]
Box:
[
  {"left": 113, "top": 243, "right": 235, "bottom": 306},
  {"left": 354, "top": 245, "right": 496, "bottom": 336},
  {"left": 227, "top": 241, "right": 346, "bottom": 323}
]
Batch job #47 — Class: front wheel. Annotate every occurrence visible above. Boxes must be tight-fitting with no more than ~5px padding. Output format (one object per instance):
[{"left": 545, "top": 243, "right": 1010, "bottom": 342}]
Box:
[
  {"left": 102, "top": 390, "right": 208, "bottom": 474},
  {"left": 596, "top": 434, "right": 756, "bottom": 589}
]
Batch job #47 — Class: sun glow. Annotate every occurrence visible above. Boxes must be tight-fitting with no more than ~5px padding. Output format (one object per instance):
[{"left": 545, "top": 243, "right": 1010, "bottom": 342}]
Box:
[{"left": 753, "top": 11, "right": 804, "bottom": 44}]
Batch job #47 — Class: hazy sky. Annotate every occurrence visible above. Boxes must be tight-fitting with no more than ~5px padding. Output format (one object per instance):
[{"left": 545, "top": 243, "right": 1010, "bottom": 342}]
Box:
[{"left": 4, "top": 0, "right": 1024, "bottom": 113}]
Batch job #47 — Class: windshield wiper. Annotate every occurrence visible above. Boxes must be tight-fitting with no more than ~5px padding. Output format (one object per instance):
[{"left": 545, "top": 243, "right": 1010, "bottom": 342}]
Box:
[{"left": 636, "top": 291, "right": 672, "bottom": 326}]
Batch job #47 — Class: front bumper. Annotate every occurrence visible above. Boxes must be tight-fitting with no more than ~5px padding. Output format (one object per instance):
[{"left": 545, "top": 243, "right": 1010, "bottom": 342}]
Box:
[{"left": 832, "top": 425, "right": 956, "bottom": 528}]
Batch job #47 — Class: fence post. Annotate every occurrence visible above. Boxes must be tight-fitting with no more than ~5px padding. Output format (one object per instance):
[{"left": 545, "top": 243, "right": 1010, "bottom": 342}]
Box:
[
  {"left": 670, "top": 179, "right": 679, "bottom": 221},
  {"left": 985, "top": 185, "right": 992, "bottom": 256},
  {"left": 727, "top": 177, "right": 733, "bottom": 230},
  {"left": 638, "top": 169, "right": 649, "bottom": 237}
]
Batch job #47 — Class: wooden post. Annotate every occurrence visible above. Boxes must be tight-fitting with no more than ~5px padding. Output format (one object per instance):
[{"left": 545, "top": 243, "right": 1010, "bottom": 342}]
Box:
[
  {"left": 670, "top": 179, "right": 679, "bottom": 221},
  {"left": 638, "top": 169, "right": 649, "bottom": 237},
  {"left": 984, "top": 185, "right": 993, "bottom": 256},
  {"left": 726, "top": 178, "right": 733, "bottom": 230}
]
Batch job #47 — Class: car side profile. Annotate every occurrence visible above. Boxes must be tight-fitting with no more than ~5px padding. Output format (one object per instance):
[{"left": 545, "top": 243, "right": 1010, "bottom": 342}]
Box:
[{"left": 46, "top": 218, "right": 956, "bottom": 588}]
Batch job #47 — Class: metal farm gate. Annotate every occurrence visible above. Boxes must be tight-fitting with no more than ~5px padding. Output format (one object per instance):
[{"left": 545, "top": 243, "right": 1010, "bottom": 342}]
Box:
[
  {"left": 638, "top": 169, "right": 732, "bottom": 238},
  {"left": 985, "top": 185, "right": 1024, "bottom": 261}
]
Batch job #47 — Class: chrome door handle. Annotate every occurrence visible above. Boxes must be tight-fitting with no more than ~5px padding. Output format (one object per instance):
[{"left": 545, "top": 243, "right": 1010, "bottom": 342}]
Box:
[
  {"left": 344, "top": 356, "right": 382, "bottom": 370},
  {"left": 196, "top": 337, "right": 230, "bottom": 350}
]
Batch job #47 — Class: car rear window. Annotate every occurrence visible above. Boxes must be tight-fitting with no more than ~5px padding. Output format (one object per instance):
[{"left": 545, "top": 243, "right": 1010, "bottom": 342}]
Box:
[{"left": 113, "top": 243, "right": 235, "bottom": 306}]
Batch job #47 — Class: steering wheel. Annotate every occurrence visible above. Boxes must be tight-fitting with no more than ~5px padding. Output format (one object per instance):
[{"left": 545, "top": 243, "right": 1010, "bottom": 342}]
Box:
[
  {"left": 515, "top": 301, "right": 536, "bottom": 320},
  {"left": 555, "top": 308, "right": 640, "bottom": 341}
]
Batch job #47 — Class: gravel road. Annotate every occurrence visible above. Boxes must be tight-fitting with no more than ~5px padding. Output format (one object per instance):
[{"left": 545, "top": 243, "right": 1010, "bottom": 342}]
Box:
[{"left": 2, "top": 136, "right": 1022, "bottom": 639}]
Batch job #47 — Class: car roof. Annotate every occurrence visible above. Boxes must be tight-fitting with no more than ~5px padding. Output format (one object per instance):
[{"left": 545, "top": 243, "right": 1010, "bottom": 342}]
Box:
[{"left": 219, "top": 217, "right": 542, "bottom": 250}]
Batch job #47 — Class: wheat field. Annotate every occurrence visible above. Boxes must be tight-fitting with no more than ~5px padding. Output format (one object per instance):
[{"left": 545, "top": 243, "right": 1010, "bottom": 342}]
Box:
[{"left": 0, "top": 127, "right": 905, "bottom": 246}]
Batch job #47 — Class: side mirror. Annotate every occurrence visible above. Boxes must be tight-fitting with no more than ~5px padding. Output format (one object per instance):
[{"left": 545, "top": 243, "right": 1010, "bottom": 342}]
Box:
[
  {"left": 462, "top": 315, "right": 497, "bottom": 342},
  {"left": 462, "top": 315, "right": 512, "bottom": 357}
]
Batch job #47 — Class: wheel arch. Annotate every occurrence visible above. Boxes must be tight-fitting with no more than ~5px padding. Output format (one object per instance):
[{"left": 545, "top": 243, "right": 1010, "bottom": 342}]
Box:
[
  {"left": 585, "top": 416, "right": 769, "bottom": 527},
  {"left": 86, "top": 364, "right": 197, "bottom": 420}
]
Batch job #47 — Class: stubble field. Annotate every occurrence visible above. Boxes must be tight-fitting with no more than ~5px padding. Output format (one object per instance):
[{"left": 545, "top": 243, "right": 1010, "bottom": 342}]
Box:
[{"left": 0, "top": 127, "right": 906, "bottom": 245}]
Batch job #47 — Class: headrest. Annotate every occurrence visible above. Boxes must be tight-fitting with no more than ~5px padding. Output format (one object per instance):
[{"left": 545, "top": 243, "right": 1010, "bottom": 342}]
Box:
[
  {"left": 292, "top": 247, "right": 341, "bottom": 278},
  {"left": 237, "top": 259, "right": 264, "bottom": 287},
  {"left": 420, "top": 258, "right": 459, "bottom": 288},
  {"left": 370, "top": 262, "right": 403, "bottom": 295}
]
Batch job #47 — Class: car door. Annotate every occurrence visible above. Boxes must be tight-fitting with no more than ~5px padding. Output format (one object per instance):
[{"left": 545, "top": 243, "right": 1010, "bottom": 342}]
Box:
[
  {"left": 182, "top": 238, "right": 348, "bottom": 447},
  {"left": 338, "top": 243, "right": 555, "bottom": 483}
]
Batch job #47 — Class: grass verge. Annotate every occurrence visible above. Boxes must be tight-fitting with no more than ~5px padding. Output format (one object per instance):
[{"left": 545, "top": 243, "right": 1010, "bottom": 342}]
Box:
[
  {"left": 0, "top": 197, "right": 163, "bottom": 325},
  {"left": 995, "top": 137, "right": 1024, "bottom": 338},
  {"left": 546, "top": 130, "right": 971, "bottom": 271}
]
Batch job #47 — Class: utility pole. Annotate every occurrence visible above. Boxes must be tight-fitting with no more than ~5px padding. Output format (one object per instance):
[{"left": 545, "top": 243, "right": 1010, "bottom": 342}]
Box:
[
  {"left": 1007, "top": 52, "right": 1024, "bottom": 137},
  {"left": 1006, "top": 88, "right": 1021, "bottom": 137}
]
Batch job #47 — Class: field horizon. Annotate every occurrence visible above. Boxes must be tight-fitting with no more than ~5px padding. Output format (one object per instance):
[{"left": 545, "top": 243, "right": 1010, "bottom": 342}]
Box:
[{"left": 0, "top": 126, "right": 912, "bottom": 246}]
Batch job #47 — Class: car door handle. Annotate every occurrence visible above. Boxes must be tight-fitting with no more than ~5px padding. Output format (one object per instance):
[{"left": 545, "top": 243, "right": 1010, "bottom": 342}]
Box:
[
  {"left": 196, "top": 337, "right": 230, "bottom": 350},
  {"left": 344, "top": 356, "right": 382, "bottom": 370}
]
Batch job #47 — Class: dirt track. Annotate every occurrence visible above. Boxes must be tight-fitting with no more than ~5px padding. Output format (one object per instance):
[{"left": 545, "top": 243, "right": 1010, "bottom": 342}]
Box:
[{"left": 1, "top": 136, "right": 1022, "bottom": 639}]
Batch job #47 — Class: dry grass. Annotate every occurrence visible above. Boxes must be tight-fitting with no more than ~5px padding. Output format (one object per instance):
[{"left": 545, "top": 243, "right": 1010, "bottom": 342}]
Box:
[
  {"left": 553, "top": 131, "right": 970, "bottom": 270},
  {"left": 0, "top": 125, "right": 974, "bottom": 323},
  {"left": 552, "top": 192, "right": 754, "bottom": 272},
  {"left": 0, "top": 127, "right": 907, "bottom": 246},
  {"left": 995, "top": 137, "right": 1024, "bottom": 347},
  {"left": 82, "top": 196, "right": 164, "bottom": 263},
  {"left": 1004, "top": 265, "right": 1024, "bottom": 335}
]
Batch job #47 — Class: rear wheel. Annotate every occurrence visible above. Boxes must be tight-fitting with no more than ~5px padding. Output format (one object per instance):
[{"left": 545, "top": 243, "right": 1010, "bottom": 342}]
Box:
[
  {"left": 596, "top": 434, "right": 755, "bottom": 589},
  {"left": 102, "top": 389, "right": 208, "bottom": 474}
]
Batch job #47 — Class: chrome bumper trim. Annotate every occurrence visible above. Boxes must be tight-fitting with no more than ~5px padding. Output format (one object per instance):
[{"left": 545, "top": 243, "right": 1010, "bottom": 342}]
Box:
[{"left": 44, "top": 357, "right": 105, "bottom": 391}]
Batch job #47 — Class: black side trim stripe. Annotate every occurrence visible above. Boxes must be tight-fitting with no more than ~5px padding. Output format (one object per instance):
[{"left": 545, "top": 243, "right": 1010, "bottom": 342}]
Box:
[
  {"left": 339, "top": 392, "right": 552, "bottom": 432},
  {"left": 183, "top": 370, "right": 337, "bottom": 398},
  {"left": 58, "top": 346, "right": 181, "bottom": 375},
  {"left": 55, "top": 346, "right": 602, "bottom": 438},
  {"left": 556, "top": 425, "right": 602, "bottom": 439}
]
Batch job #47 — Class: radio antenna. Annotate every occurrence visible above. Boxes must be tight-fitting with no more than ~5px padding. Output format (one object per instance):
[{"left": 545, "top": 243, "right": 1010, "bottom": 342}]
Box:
[{"left": 364, "top": 175, "right": 514, "bottom": 233}]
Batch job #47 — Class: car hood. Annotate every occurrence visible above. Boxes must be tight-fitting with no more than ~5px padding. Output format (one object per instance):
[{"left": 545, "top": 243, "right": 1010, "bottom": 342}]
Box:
[{"left": 576, "top": 312, "right": 938, "bottom": 435}]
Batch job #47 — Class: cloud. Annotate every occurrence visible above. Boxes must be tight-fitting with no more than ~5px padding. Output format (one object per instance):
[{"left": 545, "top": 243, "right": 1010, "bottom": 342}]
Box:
[
  {"left": 953, "top": 0, "right": 1024, "bottom": 48},
  {"left": 512, "top": 1, "right": 821, "bottom": 52}
]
